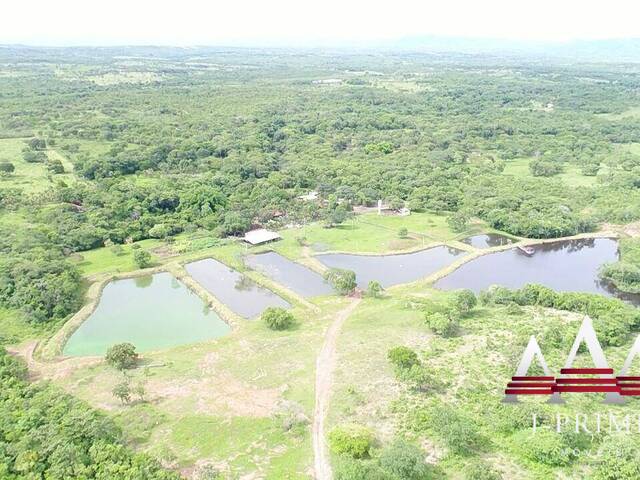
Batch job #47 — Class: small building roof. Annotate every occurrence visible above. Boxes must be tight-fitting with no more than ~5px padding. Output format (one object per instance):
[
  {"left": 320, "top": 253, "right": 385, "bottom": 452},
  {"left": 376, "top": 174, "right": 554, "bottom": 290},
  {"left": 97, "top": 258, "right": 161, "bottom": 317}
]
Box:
[
  {"left": 298, "top": 190, "right": 319, "bottom": 201},
  {"left": 243, "top": 228, "right": 281, "bottom": 245}
]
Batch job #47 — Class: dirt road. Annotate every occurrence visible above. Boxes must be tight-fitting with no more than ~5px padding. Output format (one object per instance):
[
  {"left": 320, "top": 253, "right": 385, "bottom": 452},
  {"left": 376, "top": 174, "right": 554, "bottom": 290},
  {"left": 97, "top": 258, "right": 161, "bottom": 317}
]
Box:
[{"left": 312, "top": 298, "right": 361, "bottom": 480}]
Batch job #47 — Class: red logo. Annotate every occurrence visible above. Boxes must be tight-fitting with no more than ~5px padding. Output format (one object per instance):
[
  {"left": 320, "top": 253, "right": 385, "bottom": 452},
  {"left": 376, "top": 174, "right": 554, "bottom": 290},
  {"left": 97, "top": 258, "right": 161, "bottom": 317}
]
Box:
[{"left": 504, "top": 317, "right": 640, "bottom": 404}]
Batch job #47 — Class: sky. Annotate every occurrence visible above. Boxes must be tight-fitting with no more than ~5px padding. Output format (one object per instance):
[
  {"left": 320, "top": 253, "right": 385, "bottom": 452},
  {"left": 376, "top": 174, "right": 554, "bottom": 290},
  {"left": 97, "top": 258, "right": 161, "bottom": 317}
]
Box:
[{"left": 2, "top": 0, "right": 639, "bottom": 46}]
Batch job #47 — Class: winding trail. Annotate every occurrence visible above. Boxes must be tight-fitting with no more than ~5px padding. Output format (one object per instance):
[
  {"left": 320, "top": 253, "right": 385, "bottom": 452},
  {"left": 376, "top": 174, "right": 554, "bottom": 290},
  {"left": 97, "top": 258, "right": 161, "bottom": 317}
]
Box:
[{"left": 313, "top": 297, "right": 361, "bottom": 480}]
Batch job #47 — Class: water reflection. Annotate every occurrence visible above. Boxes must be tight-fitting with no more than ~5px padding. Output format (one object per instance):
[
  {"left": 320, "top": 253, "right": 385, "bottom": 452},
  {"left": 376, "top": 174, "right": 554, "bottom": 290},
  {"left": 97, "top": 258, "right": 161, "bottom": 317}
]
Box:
[
  {"left": 435, "top": 238, "right": 639, "bottom": 306},
  {"left": 317, "top": 245, "right": 467, "bottom": 289},
  {"left": 461, "top": 234, "right": 513, "bottom": 249},
  {"left": 185, "top": 258, "right": 290, "bottom": 318},
  {"left": 245, "top": 251, "right": 334, "bottom": 297}
]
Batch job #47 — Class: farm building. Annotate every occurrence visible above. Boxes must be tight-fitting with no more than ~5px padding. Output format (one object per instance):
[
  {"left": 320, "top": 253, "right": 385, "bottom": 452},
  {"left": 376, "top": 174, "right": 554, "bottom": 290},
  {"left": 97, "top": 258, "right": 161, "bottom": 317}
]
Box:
[{"left": 243, "top": 228, "right": 282, "bottom": 245}]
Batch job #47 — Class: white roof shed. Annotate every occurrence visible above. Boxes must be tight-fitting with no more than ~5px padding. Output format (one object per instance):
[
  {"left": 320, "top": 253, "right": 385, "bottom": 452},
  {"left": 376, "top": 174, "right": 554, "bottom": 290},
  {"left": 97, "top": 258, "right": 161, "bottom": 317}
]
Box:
[{"left": 243, "top": 228, "right": 282, "bottom": 245}]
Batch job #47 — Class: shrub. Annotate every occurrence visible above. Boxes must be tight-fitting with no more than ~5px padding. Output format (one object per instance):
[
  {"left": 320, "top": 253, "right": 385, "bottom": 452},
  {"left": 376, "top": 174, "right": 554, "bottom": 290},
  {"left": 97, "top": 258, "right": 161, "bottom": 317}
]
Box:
[
  {"left": 112, "top": 379, "right": 132, "bottom": 404},
  {"left": 396, "top": 364, "right": 433, "bottom": 392},
  {"left": 335, "top": 459, "right": 391, "bottom": 480},
  {"left": 428, "top": 406, "right": 482, "bottom": 456},
  {"left": 105, "top": 343, "right": 138, "bottom": 370},
  {"left": 387, "top": 346, "right": 419, "bottom": 370},
  {"left": 592, "top": 435, "right": 640, "bottom": 480},
  {"left": 424, "top": 311, "right": 459, "bottom": 337},
  {"left": 398, "top": 227, "right": 408, "bottom": 238},
  {"left": 512, "top": 429, "right": 572, "bottom": 466},
  {"left": 447, "top": 211, "right": 470, "bottom": 232},
  {"left": 0, "top": 162, "right": 15, "bottom": 173},
  {"left": 324, "top": 268, "right": 357, "bottom": 295},
  {"left": 367, "top": 281, "right": 384, "bottom": 298},
  {"left": 462, "top": 460, "right": 502, "bottom": 480},
  {"left": 452, "top": 289, "right": 477, "bottom": 315},
  {"left": 329, "top": 424, "right": 375, "bottom": 459},
  {"left": 378, "top": 439, "right": 430, "bottom": 480},
  {"left": 262, "top": 307, "right": 295, "bottom": 331},
  {"left": 133, "top": 249, "right": 152, "bottom": 268}
]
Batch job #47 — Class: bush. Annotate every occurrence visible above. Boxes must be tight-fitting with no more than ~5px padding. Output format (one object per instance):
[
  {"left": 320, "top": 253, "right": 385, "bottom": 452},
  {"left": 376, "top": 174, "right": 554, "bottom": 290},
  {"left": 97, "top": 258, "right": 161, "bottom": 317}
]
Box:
[
  {"left": 367, "top": 281, "right": 384, "bottom": 298},
  {"left": 324, "top": 268, "right": 357, "bottom": 295},
  {"left": 428, "top": 406, "right": 482, "bottom": 456},
  {"left": 512, "top": 429, "right": 572, "bottom": 466},
  {"left": 452, "top": 289, "right": 477, "bottom": 315},
  {"left": 462, "top": 459, "right": 502, "bottom": 480},
  {"left": 105, "top": 343, "right": 138, "bottom": 370},
  {"left": 592, "top": 435, "right": 640, "bottom": 480},
  {"left": 447, "top": 211, "right": 470, "bottom": 232},
  {"left": 396, "top": 364, "right": 433, "bottom": 392},
  {"left": 329, "top": 424, "right": 375, "bottom": 459},
  {"left": 133, "top": 249, "right": 152, "bottom": 268},
  {"left": 262, "top": 307, "right": 295, "bottom": 330},
  {"left": 398, "top": 227, "right": 408, "bottom": 238},
  {"left": 335, "top": 459, "right": 391, "bottom": 480},
  {"left": 0, "top": 162, "right": 15, "bottom": 173},
  {"left": 424, "top": 311, "right": 459, "bottom": 337},
  {"left": 387, "top": 346, "right": 419, "bottom": 370},
  {"left": 378, "top": 439, "right": 430, "bottom": 480}
]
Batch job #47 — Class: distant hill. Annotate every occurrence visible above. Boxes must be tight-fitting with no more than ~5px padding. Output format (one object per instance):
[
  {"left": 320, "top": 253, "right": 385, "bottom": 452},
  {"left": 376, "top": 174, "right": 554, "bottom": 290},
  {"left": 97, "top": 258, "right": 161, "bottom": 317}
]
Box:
[{"left": 387, "top": 36, "right": 640, "bottom": 62}]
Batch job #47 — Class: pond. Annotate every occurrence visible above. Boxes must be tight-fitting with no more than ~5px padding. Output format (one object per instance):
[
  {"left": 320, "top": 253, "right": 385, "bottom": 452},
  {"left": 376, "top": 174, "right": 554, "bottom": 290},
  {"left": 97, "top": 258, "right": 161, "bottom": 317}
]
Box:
[
  {"left": 244, "top": 252, "right": 334, "bottom": 297},
  {"left": 63, "top": 272, "right": 230, "bottom": 357},
  {"left": 185, "top": 258, "right": 290, "bottom": 318},
  {"left": 317, "top": 246, "right": 467, "bottom": 289},
  {"left": 434, "top": 238, "right": 640, "bottom": 306},
  {"left": 461, "top": 233, "right": 514, "bottom": 249}
]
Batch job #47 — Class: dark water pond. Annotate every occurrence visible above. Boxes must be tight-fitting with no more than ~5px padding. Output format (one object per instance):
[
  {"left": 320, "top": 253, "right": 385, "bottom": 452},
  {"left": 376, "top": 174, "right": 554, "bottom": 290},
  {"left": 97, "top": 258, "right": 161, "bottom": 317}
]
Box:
[
  {"left": 461, "top": 233, "right": 514, "bottom": 249},
  {"left": 185, "top": 258, "right": 290, "bottom": 318},
  {"left": 244, "top": 252, "right": 334, "bottom": 297},
  {"left": 435, "top": 238, "right": 640, "bottom": 306},
  {"left": 64, "top": 273, "right": 230, "bottom": 356},
  {"left": 317, "top": 246, "right": 467, "bottom": 289}
]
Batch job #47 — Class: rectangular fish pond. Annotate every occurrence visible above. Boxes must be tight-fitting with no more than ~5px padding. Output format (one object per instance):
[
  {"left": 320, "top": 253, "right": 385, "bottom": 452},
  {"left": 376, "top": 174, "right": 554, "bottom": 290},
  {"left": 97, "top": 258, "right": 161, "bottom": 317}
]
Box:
[
  {"left": 317, "top": 245, "right": 467, "bottom": 289},
  {"left": 244, "top": 251, "right": 334, "bottom": 297},
  {"left": 63, "top": 272, "right": 231, "bottom": 356},
  {"left": 185, "top": 258, "right": 291, "bottom": 318}
]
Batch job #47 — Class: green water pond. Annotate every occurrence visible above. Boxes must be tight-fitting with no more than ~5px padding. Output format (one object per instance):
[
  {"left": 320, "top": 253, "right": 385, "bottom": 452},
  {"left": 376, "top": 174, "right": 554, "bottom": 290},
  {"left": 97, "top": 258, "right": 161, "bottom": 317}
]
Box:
[{"left": 63, "top": 272, "right": 230, "bottom": 356}]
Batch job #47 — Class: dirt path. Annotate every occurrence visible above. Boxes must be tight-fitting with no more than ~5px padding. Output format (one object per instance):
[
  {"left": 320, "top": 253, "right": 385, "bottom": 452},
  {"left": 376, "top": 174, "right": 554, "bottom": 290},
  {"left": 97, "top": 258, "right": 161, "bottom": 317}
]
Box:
[{"left": 312, "top": 298, "right": 361, "bottom": 480}]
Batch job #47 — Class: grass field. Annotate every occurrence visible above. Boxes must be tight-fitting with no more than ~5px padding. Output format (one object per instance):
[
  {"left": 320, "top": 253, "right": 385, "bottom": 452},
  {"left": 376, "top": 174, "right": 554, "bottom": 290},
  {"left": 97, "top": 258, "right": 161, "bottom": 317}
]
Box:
[
  {"left": 0, "top": 138, "right": 77, "bottom": 192},
  {"left": 502, "top": 157, "right": 600, "bottom": 187},
  {"left": 273, "top": 211, "right": 465, "bottom": 260}
]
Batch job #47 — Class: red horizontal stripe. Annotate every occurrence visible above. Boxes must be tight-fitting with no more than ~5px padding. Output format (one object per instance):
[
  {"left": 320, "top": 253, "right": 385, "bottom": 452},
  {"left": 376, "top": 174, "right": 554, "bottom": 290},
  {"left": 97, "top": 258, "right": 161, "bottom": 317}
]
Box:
[
  {"left": 553, "top": 386, "right": 620, "bottom": 393},
  {"left": 505, "top": 389, "right": 553, "bottom": 395},
  {"left": 617, "top": 382, "right": 640, "bottom": 388},
  {"left": 556, "top": 378, "right": 617, "bottom": 384},
  {"left": 620, "top": 390, "right": 640, "bottom": 396},
  {"left": 511, "top": 376, "right": 554, "bottom": 381},
  {"left": 617, "top": 377, "right": 640, "bottom": 381},
  {"left": 560, "top": 368, "right": 613, "bottom": 374},
  {"left": 508, "top": 382, "right": 555, "bottom": 388}
]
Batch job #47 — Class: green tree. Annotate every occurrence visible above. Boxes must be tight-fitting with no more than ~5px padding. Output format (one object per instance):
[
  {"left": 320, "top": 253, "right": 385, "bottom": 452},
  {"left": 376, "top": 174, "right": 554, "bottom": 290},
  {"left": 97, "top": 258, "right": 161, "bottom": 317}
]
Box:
[
  {"left": 425, "top": 311, "right": 459, "bottom": 337},
  {"left": 398, "top": 227, "right": 408, "bottom": 238},
  {"left": 378, "top": 439, "right": 430, "bottom": 480},
  {"left": 329, "top": 424, "right": 375, "bottom": 459},
  {"left": 324, "top": 268, "right": 357, "bottom": 295},
  {"left": 387, "top": 346, "right": 419, "bottom": 370},
  {"left": 262, "top": 307, "right": 295, "bottom": 330},
  {"left": 133, "top": 249, "right": 152, "bottom": 268},
  {"left": 105, "top": 343, "right": 138, "bottom": 370},
  {"left": 366, "top": 281, "right": 384, "bottom": 298},
  {"left": 447, "top": 211, "right": 470, "bottom": 233},
  {"left": 112, "top": 379, "right": 132, "bottom": 405},
  {"left": 452, "top": 289, "right": 477, "bottom": 315}
]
